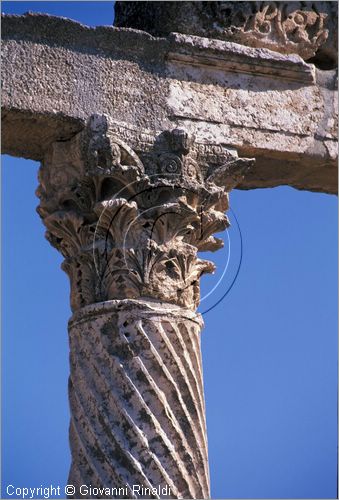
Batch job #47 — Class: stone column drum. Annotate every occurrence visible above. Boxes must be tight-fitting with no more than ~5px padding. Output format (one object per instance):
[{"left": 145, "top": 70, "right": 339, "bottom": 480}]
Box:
[{"left": 36, "top": 114, "right": 253, "bottom": 499}]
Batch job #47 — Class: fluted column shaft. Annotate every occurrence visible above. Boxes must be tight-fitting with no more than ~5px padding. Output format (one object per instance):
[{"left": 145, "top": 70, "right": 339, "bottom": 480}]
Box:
[
  {"left": 36, "top": 114, "right": 253, "bottom": 499},
  {"left": 68, "top": 300, "right": 208, "bottom": 498}
]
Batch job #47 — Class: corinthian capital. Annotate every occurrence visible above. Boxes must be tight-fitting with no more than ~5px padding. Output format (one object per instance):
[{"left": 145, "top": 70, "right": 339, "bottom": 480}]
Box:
[{"left": 37, "top": 115, "right": 253, "bottom": 312}]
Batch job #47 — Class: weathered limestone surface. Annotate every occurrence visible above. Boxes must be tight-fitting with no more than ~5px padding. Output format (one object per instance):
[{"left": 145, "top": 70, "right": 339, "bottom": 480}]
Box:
[
  {"left": 36, "top": 114, "right": 253, "bottom": 497},
  {"left": 115, "top": 1, "right": 338, "bottom": 66},
  {"left": 1, "top": 5, "right": 337, "bottom": 498},
  {"left": 1, "top": 13, "right": 337, "bottom": 194},
  {"left": 68, "top": 300, "right": 208, "bottom": 499}
]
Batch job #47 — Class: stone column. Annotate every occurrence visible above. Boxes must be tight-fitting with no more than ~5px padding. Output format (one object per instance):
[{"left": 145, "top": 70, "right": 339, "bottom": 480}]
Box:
[{"left": 36, "top": 115, "right": 253, "bottom": 499}]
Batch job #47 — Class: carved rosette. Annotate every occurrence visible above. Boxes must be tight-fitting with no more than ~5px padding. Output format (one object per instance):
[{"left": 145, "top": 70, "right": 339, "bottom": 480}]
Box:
[
  {"left": 220, "top": 1, "right": 329, "bottom": 60},
  {"left": 115, "top": 1, "right": 335, "bottom": 63},
  {"left": 36, "top": 114, "right": 253, "bottom": 313},
  {"left": 36, "top": 115, "right": 254, "bottom": 498}
]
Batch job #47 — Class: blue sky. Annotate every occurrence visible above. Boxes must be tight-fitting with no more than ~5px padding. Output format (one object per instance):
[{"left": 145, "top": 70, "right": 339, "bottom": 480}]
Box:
[{"left": 2, "top": 2, "right": 338, "bottom": 499}]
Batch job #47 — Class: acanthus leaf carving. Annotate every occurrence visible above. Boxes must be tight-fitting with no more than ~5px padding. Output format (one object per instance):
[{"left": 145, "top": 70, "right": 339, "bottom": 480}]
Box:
[
  {"left": 36, "top": 115, "right": 254, "bottom": 312},
  {"left": 219, "top": 1, "right": 329, "bottom": 60}
]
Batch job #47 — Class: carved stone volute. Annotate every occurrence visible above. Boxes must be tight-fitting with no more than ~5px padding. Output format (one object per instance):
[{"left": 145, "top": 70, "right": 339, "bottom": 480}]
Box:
[{"left": 36, "top": 114, "right": 254, "bottom": 312}]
